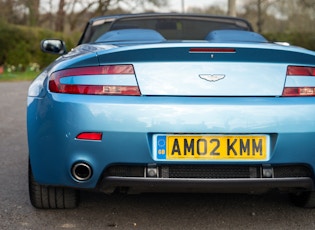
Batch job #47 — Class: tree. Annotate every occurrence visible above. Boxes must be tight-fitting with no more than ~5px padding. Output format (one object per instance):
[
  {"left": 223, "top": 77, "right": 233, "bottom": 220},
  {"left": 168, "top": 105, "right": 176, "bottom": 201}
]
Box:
[
  {"left": 241, "top": 0, "right": 278, "bottom": 33},
  {"left": 60, "top": 0, "right": 168, "bottom": 32},
  {"left": 0, "top": 0, "right": 40, "bottom": 26},
  {"left": 300, "top": 0, "right": 315, "bottom": 8},
  {"left": 0, "top": 0, "right": 167, "bottom": 31},
  {"left": 55, "top": 0, "right": 66, "bottom": 32},
  {"left": 24, "top": 0, "right": 40, "bottom": 26},
  {"left": 0, "top": 0, "right": 25, "bottom": 25},
  {"left": 188, "top": 5, "right": 225, "bottom": 15},
  {"left": 273, "top": 0, "right": 315, "bottom": 33},
  {"left": 228, "top": 0, "right": 236, "bottom": 16}
]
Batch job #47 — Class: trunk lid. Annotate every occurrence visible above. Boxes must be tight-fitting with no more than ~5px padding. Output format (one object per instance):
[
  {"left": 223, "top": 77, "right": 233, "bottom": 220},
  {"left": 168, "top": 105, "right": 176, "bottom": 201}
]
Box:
[
  {"left": 134, "top": 62, "right": 286, "bottom": 96},
  {"left": 96, "top": 43, "right": 315, "bottom": 96}
]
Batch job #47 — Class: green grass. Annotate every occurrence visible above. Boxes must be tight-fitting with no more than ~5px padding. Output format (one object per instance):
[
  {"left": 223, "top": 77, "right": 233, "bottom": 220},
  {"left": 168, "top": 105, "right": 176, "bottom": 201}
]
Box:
[{"left": 0, "top": 71, "right": 38, "bottom": 82}]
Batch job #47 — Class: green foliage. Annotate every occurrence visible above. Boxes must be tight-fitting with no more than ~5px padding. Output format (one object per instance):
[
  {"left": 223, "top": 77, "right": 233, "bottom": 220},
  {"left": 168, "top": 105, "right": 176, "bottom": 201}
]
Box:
[
  {"left": 0, "top": 23, "right": 79, "bottom": 68},
  {"left": 264, "top": 32, "right": 315, "bottom": 51}
]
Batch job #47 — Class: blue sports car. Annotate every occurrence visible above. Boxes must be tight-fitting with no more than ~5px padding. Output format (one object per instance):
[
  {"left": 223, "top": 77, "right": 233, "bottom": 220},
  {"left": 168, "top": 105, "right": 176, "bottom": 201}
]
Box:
[{"left": 27, "top": 13, "right": 315, "bottom": 209}]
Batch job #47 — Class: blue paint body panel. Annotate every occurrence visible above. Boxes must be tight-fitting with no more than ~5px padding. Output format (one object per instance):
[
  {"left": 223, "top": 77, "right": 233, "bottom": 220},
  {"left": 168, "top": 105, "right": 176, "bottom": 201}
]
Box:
[{"left": 28, "top": 93, "right": 315, "bottom": 188}]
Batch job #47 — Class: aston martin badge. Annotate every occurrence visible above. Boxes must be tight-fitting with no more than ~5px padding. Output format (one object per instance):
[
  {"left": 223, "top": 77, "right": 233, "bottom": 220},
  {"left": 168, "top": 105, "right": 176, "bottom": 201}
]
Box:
[{"left": 199, "top": 74, "right": 225, "bottom": 82}]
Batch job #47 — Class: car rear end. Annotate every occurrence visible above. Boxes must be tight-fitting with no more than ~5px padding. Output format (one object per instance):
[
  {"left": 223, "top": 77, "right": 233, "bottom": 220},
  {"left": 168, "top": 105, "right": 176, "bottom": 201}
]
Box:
[{"left": 28, "top": 40, "right": 315, "bottom": 202}]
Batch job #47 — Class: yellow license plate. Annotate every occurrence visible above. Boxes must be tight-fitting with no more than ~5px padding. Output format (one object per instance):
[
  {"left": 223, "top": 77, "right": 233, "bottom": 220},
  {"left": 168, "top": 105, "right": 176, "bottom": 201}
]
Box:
[{"left": 155, "top": 135, "right": 268, "bottom": 161}]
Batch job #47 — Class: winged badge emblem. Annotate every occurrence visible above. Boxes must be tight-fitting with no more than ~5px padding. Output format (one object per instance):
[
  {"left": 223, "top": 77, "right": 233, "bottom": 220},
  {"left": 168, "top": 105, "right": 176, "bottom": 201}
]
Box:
[{"left": 199, "top": 74, "right": 225, "bottom": 82}]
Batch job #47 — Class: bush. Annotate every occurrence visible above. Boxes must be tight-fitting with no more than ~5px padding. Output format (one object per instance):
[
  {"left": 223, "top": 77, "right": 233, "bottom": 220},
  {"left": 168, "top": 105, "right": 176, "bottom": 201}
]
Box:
[
  {"left": 0, "top": 22, "right": 79, "bottom": 70},
  {"left": 0, "top": 22, "right": 314, "bottom": 74},
  {"left": 264, "top": 32, "right": 315, "bottom": 51}
]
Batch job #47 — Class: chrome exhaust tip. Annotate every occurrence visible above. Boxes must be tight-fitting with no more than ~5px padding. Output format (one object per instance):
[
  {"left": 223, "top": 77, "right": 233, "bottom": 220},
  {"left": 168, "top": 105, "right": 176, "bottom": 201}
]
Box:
[{"left": 72, "top": 162, "right": 92, "bottom": 181}]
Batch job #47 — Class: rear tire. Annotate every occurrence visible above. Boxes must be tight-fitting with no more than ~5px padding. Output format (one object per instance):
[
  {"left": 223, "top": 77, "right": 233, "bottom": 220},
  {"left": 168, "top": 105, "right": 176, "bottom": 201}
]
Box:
[
  {"left": 29, "top": 162, "right": 80, "bottom": 209},
  {"left": 289, "top": 191, "right": 315, "bottom": 208}
]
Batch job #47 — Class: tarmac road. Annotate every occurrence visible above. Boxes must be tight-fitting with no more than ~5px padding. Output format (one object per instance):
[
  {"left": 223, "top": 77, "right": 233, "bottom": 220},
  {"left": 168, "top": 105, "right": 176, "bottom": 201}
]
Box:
[{"left": 1, "top": 81, "right": 315, "bottom": 230}]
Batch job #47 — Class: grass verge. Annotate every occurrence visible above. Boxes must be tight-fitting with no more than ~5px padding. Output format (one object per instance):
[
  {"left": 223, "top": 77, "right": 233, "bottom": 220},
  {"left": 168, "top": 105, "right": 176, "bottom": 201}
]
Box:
[{"left": 0, "top": 71, "right": 38, "bottom": 82}]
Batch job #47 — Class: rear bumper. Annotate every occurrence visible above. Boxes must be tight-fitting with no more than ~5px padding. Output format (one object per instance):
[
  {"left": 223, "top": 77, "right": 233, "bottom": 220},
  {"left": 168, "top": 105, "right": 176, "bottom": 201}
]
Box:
[
  {"left": 99, "top": 177, "right": 314, "bottom": 194},
  {"left": 97, "top": 164, "right": 314, "bottom": 194},
  {"left": 27, "top": 94, "right": 315, "bottom": 189}
]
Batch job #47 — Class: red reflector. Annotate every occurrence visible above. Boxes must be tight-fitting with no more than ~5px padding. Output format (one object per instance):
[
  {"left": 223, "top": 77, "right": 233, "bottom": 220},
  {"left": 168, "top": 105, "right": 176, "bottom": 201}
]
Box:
[
  {"left": 49, "top": 65, "right": 141, "bottom": 96},
  {"left": 76, "top": 132, "right": 102, "bottom": 141},
  {"left": 189, "top": 48, "right": 236, "bottom": 53},
  {"left": 282, "top": 87, "right": 315, "bottom": 96},
  {"left": 287, "top": 66, "right": 315, "bottom": 76}
]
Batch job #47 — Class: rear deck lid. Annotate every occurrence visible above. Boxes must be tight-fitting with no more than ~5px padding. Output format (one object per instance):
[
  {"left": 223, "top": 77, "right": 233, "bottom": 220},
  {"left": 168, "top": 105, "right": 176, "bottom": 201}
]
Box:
[
  {"left": 134, "top": 61, "right": 286, "bottom": 96},
  {"left": 97, "top": 43, "right": 315, "bottom": 96}
]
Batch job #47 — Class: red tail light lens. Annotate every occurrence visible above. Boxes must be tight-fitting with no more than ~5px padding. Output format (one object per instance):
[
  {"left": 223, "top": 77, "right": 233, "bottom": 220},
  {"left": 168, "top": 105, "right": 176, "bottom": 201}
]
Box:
[
  {"left": 283, "top": 66, "right": 315, "bottom": 96},
  {"left": 76, "top": 132, "right": 103, "bottom": 141},
  {"left": 287, "top": 66, "right": 315, "bottom": 76},
  {"left": 49, "top": 65, "right": 141, "bottom": 96}
]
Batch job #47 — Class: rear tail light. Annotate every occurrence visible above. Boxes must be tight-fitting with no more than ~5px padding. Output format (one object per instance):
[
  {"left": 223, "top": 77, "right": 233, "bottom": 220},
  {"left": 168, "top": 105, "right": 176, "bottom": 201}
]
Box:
[
  {"left": 49, "top": 65, "right": 141, "bottom": 96},
  {"left": 282, "top": 66, "right": 315, "bottom": 97}
]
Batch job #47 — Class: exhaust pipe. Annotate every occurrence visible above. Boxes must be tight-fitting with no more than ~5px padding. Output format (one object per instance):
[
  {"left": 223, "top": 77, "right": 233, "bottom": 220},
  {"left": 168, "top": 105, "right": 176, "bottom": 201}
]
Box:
[{"left": 72, "top": 162, "right": 92, "bottom": 181}]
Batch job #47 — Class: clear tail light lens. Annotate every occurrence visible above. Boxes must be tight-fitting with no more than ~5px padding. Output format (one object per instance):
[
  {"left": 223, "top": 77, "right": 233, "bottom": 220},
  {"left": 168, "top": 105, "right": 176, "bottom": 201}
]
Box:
[{"left": 49, "top": 65, "right": 141, "bottom": 96}]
